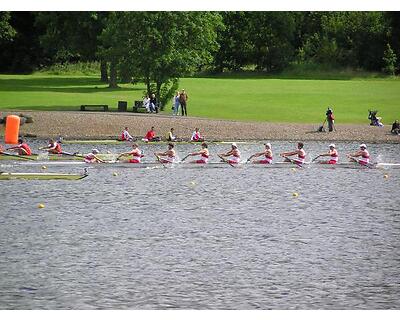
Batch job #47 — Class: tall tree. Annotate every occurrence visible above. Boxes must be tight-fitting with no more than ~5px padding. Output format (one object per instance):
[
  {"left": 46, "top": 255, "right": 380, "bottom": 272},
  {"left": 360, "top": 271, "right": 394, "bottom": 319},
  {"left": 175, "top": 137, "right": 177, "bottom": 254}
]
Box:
[
  {"left": 0, "top": 12, "right": 16, "bottom": 44},
  {"left": 100, "top": 12, "right": 223, "bottom": 102}
]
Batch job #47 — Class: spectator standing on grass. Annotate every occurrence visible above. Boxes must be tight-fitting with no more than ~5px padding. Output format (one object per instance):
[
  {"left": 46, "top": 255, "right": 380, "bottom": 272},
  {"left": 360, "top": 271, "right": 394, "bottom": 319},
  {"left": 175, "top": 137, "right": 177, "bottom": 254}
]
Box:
[
  {"left": 179, "top": 89, "right": 188, "bottom": 116},
  {"left": 326, "top": 107, "right": 335, "bottom": 132},
  {"left": 172, "top": 91, "right": 180, "bottom": 116}
]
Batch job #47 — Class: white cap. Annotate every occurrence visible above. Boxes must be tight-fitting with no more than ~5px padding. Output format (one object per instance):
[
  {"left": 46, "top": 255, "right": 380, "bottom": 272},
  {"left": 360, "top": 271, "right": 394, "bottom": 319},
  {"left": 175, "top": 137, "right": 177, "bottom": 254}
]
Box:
[
  {"left": 231, "top": 143, "right": 237, "bottom": 148},
  {"left": 264, "top": 143, "right": 271, "bottom": 148},
  {"left": 329, "top": 143, "right": 335, "bottom": 148},
  {"left": 92, "top": 149, "right": 99, "bottom": 154},
  {"left": 359, "top": 144, "right": 367, "bottom": 149}
]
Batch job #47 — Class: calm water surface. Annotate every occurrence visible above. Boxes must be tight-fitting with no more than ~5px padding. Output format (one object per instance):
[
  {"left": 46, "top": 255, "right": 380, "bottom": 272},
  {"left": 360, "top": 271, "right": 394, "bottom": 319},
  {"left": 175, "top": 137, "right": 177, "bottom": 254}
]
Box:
[{"left": 1, "top": 140, "right": 400, "bottom": 309}]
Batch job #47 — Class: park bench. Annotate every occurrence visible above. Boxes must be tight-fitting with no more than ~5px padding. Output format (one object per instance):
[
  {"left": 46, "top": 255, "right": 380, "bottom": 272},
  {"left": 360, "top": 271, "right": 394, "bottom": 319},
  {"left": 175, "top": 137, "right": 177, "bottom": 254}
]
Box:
[
  {"left": 80, "top": 104, "right": 109, "bottom": 112},
  {"left": 132, "top": 100, "right": 162, "bottom": 113}
]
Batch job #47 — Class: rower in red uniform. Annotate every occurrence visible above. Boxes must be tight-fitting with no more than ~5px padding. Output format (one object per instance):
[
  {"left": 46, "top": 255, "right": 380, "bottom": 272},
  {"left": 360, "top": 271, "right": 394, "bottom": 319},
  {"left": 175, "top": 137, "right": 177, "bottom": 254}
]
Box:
[
  {"left": 218, "top": 143, "right": 241, "bottom": 164},
  {"left": 40, "top": 139, "right": 62, "bottom": 154},
  {"left": 184, "top": 142, "right": 210, "bottom": 164},
  {"left": 120, "top": 127, "right": 134, "bottom": 141},
  {"left": 6, "top": 138, "right": 32, "bottom": 155},
  {"left": 347, "top": 143, "right": 370, "bottom": 166},
  {"left": 84, "top": 149, "right": 105, "bottom": 163},
  {"left": 154, "top": 143, "right": 176, "bottom": 163},
  {"left": 117, "top": 143, "right": 144, "bottom": 163},
  {"left": 247, "top": 142, "right": 273, "bottom": 164},
  {"left": 315, "top": 143, "right": 338, "bottom": 164},
  {"left": 280, "top": 142, "right": 306, "bottom": 165}
]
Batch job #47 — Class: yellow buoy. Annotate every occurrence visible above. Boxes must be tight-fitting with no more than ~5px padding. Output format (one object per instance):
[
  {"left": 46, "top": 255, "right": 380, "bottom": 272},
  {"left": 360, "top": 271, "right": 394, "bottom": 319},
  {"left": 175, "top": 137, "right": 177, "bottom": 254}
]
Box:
[
  {"left": 38, "top": 203, "right": 45, "bottom": 209},
  {"left": 291, "top": 168, "right": 296, "bottom": 172},
  {"left": 41, "top": 165, "right": 47, "bottom": 170},
  {"left": 113, "top": 172, "right": 118, "bottom": 176},
  {"left": 190, "top": 181, "right": 196, "bottom": 185},
  {"left": 292, "top": 192, "right": 299, "bottom": 197},
  {"left": 383, "top": 174, "right": 389, "bottom": 179}
]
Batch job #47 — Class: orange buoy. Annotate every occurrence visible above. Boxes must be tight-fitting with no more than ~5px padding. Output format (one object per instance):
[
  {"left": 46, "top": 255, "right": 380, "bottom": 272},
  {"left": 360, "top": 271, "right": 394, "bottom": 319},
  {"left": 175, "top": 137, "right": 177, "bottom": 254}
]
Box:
[{"left": 5, "top": 115, "right": 20, "bottom": 144}]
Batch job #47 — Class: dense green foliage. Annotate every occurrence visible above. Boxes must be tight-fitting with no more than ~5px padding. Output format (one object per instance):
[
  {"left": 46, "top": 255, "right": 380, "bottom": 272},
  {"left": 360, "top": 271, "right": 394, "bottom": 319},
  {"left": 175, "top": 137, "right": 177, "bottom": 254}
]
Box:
[{"left": 0, "top": 74, "right": 398, "bottom": 124}]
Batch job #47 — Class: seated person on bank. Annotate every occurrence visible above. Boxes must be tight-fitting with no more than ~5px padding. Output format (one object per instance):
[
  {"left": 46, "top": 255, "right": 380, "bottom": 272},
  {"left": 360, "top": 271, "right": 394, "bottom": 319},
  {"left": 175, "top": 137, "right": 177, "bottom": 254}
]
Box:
[
  {"left": 119, "top": 127, "right": 134, "bottom": 141},
  {"left": 391, "top": 120, "right": 400, "bottom": 135},
  {"left": 143, "top": 126, "right": 161, "bottom": 142},
  {"left": 190, "top": 128, "right": 204, "bottom": 142}
]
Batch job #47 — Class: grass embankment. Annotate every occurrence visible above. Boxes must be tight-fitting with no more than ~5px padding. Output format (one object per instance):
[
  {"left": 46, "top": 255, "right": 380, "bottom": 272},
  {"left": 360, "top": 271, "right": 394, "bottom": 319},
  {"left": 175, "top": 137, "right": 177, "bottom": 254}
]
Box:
[{"left": 0, "top": 72, "right": 399, "bottom": 124}]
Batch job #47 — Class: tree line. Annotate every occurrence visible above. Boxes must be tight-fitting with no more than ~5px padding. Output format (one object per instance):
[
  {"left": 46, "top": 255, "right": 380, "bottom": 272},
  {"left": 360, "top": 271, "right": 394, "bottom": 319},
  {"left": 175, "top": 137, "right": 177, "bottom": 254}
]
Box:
[{"left": 0, "top": 12, "right": 399, "bottom": 104}]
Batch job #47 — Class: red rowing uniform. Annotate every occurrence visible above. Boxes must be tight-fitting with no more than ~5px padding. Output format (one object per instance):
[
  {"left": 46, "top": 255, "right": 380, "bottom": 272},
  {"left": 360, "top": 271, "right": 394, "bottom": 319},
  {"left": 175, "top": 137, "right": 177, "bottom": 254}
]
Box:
[
  {"left": 328, "top": 150, "right": 338, "bottom": 164},
  {"left": 18, "top": 143, "right": 32, "bottom": 155},
  {"left": 128, "top": 148, "right": 142, "bottom": 163},
  {"left": 358, "top": 150, "right": 370, "bottom": 165}
]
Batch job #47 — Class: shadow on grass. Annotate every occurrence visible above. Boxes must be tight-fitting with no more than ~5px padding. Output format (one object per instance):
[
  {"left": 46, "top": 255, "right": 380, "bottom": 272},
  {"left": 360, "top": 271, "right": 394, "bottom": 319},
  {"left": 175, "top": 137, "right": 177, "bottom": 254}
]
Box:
[
  {"left": 0, "top": 77, "right": 144, "bottom": 93},
  {"left": 0, "top": 105, "right": 131, "bottom": 111}
]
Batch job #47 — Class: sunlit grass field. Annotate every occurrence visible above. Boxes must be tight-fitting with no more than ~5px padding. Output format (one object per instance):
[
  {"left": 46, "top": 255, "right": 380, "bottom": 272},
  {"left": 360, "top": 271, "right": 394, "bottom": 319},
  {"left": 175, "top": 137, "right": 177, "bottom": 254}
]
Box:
[{"left": 0, "top": 73, "right": 399, "bottom": 124}]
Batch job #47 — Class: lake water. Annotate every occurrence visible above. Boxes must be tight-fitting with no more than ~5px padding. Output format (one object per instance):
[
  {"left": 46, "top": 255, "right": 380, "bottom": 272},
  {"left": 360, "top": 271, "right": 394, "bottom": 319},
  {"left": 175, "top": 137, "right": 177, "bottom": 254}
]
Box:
[{"left": 1, "top": 140, "right": 399, "bottom": 309}]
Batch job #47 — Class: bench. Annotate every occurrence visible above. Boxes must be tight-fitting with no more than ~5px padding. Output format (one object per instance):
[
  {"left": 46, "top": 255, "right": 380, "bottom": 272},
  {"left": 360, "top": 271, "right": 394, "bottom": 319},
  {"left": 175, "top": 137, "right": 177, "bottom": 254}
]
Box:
[
  {"left": 133, "top": 101, "right": 162, "bottom": 113},
  {"left": 80, "top": 104, "right": 109, "bottom": 112}
]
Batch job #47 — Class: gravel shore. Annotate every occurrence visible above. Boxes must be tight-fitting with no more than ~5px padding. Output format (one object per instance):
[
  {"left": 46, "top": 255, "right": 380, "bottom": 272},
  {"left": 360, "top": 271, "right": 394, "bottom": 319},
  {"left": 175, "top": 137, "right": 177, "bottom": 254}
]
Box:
[{"left": 1, "top": 111, "right": 399, "bottom": 144}]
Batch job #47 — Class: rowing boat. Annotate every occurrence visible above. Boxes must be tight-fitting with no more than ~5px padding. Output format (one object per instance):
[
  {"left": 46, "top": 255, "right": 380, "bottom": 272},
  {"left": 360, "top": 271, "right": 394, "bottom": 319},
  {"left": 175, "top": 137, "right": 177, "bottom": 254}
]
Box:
[
  {"left": 18, "top": 161, "right": 400, "bottom": 169},
  {"left": 0, "top": 172, "right": 88, "bottom": 180},
  {"left": 0, "top": 153, "right": 117, "bottom": 161}
]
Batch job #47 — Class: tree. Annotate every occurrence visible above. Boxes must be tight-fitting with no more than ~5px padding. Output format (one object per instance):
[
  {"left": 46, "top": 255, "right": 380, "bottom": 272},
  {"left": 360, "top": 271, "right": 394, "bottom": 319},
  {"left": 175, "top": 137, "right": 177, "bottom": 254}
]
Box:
[
  {"left": 0, "top": 12, "right": 16, "bottom": 44},
  {"left": 383, "top": 43, "right": 397, "bottom": 75},
  {"left": 100, "top": 12, "right": 223, "bottom": 103},
  {"left": 35, "top": 12, "right": 109, "bottom": 81}
]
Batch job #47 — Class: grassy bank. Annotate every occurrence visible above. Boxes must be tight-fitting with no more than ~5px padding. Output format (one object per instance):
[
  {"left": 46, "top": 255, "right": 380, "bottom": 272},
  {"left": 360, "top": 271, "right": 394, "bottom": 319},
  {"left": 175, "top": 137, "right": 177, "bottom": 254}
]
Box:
[{"left": 0, "top": 73, "right": 399, "bottom": 124}]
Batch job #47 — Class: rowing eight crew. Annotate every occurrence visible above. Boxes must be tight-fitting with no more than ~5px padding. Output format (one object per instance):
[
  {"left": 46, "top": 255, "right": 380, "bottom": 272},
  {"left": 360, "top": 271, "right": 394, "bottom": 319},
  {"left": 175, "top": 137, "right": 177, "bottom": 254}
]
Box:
[{"left": 1, "top": 140, "right": 372, "bottom": 167}]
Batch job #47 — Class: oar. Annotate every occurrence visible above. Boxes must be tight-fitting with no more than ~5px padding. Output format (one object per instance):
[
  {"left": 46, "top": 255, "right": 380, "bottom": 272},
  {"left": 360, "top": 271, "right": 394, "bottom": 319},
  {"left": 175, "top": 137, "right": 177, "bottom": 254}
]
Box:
[
  {"left": 0, "top": 151, "right": 35, "bottom": 161},
  {"left": 154, "top": 153, "right": 167, "bottom": 168},
  {"left": 218, "top": 154, "right": 236, "bottom": 168},
  {"left": 311, "top": 155, "right": 321, "bottom": 163},
  {"left": 60, "top": 151, "right": 85, "bottom": 158},
  {"left": 180, "top": 154, "right": 190, "bottom": 162}
]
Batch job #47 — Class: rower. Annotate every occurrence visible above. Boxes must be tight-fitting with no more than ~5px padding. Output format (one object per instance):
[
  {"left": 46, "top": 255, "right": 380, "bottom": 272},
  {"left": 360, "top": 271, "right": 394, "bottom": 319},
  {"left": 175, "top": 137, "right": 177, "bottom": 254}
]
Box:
[
  {"left": 315, "top": 143, "right": 338, "bottom": 164},
  {"left": 280, "top": 142, "right": 306, "bottom": 165},
  {"left": 40, "top": 139, "right": 62, "bottom": 154},
  {"left": 154, "top": 143, "right": 176, "bottom": 163},
  {"left": 190, "top": 128, "right": 204, "bottom": 142},
  {"left": 118, "top": 143, "right": 144, "bottom": 163},
  {"left": 347, "top": 143, "right": 370, "bottom": 166},
  {"left": 6, "top": 138, "right": 32, "bottom": 156},
  {"left": 184, "top": 142, "right": 210, "bottom": 164},
  {"left": 120, "top": 127, "right": 134, "bottom": 141},
  {"left": 218, "top": 143, "right": 241, "bottom": 164},
  {"left": 247, "top": 142, "right": 273, "bottom": 164},
  {"left": 84, "top": 149, "right": 105, "bottom": 163}
]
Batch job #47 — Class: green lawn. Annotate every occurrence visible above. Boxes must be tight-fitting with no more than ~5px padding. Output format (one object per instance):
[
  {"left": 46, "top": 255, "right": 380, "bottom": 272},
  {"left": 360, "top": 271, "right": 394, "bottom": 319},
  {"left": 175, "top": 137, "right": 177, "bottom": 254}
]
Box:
[{"left": 0, "top": 74, "right": 399, "bottom": 124}]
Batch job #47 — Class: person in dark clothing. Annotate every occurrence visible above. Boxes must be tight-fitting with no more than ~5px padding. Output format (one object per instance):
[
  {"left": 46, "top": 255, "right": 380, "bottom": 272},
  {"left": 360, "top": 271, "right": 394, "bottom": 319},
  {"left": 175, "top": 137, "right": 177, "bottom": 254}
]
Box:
[
  {"left": 149, "top": 94, "right": 158, "bottom": 113},
  {"left": 391, "top": 120, "right": 400, "bottom": 135},
  {"left": 179, "top": 89, "right": 188, "bottom": 116},
  {"left": 326, "top": 107, "right": 335, "bottom": 132}
]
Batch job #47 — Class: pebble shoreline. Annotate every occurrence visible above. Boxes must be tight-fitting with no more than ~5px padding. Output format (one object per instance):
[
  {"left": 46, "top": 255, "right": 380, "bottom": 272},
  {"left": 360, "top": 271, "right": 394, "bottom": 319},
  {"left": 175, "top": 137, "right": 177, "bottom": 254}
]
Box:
[{"left": 0, "top": 111, "right": 399, "bottom": 144}]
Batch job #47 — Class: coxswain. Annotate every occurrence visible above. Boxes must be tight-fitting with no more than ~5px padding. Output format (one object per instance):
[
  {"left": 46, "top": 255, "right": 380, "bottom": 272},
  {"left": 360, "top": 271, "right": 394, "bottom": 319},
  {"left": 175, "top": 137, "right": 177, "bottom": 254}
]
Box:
[
  {"left": 84, "top": 149, "right": 105, "bottom": 163},
  {"left": 40, "top": 139, "right": 62, "bottom": 154},
  {"left": 315, "top": 143, "right": 338, "bottom": 164},
  {"left": 190, "top": 128, "right": 204, "bottom": 142},
  {"left": 347, "top": 144, "right": 370, "bottom": 166},
  {"left": 218, "top": 143, "right": 241, "bottom": 164},
  {"left": 120, "top": 127, "right": 134, "bottom": 141},
  {"left": 247, "top": 142, "right": 273, "bottom": 164},
  {"left": 6, "top": 138, "right": 32, "bottom": 155},
  {"left": 117, "top": 143, "right": 144, "bottom": 163},
  {"left": 184, "top": 142, "right": 210, "bottom": 164},
  {"left": 280, "top": 142, "right": 306, "bottom": 165},
  {"left": 154, "top": 143, "right": 176, "bottom": 163}
]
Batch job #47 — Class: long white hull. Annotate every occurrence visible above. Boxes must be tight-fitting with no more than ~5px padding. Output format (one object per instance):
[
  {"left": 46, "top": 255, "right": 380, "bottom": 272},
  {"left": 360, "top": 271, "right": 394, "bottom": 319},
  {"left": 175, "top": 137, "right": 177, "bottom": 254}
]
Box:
[
  {"left": 16, "top": 161, "right": 400, "bottom": 169},
  {"left": 0, "top": 172, "right": 88, "bottom": 180}
]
